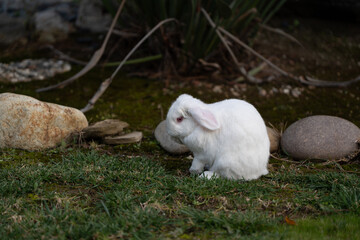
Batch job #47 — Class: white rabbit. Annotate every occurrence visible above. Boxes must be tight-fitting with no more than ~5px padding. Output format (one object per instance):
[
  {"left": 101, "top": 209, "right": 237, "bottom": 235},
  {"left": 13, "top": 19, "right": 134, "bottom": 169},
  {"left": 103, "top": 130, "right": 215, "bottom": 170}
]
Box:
[{"left": 166, "top": 94, "right": 270, "bottom": 180}]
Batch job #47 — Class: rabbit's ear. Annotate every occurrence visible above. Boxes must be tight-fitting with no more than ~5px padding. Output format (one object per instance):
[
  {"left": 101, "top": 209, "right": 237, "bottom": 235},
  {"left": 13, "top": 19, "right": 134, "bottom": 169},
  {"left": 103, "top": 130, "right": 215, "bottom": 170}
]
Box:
[{"left": 188, "top": 107, "right": 220, "bottom": 130}]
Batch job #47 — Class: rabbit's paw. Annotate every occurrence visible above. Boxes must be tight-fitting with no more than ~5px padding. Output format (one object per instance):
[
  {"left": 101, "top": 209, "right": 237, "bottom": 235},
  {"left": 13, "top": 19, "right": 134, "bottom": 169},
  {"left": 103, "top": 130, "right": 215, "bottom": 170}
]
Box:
[{"left": 200, "top": 171, "right": 218, "bottom": 179}]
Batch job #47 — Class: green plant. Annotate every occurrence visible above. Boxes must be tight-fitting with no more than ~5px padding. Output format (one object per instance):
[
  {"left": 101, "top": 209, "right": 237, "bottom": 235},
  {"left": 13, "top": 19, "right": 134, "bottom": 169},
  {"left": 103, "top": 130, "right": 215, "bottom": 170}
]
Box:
[{"left": 104, "top": 0, "right": 286, "bottom": 70}]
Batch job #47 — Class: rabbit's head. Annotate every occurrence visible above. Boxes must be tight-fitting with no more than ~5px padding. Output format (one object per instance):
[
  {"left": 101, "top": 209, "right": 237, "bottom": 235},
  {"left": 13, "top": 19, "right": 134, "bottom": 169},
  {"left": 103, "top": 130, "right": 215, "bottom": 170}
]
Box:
[{"left": 166, "top": 94, "right": 220, "bottom": 143}]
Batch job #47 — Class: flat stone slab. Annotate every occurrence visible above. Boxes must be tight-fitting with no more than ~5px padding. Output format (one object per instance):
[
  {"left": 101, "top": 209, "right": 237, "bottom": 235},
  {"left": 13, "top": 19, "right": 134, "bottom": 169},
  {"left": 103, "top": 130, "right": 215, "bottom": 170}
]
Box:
[
  {"left": 82, "top": 119, "right": 129, "bottom": 138},
  {"left": 104, "top": 131, "right": 143, "bottom": 145},
  {"left": 154, "top": 120, "right": 189, "bottom": 154},
  {"left": 281, "top": 115, "right": 360, "bottom": 160}
]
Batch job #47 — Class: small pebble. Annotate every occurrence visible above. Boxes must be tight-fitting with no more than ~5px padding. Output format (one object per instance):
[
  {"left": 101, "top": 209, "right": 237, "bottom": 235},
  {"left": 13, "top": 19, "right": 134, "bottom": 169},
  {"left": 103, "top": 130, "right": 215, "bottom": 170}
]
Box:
[
  {"left": 291, "top": 88, "right": 302, "bottom": 98},
  {"left": 213, "top": 85, "right": 223, "bottom": 93},
  {"left": 230, "top": 87, "right": 240, "bottom": 97},
  {"left": 259, "top": 88, "right": 267, "bottom": 97},
  {"left": 0, "top": 59, "right": 71, "bottom": 83}
]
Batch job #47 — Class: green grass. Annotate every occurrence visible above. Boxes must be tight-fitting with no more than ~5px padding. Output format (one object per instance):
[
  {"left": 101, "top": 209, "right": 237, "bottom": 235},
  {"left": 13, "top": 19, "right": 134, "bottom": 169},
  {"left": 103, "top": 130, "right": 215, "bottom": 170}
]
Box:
[
  {"left": 1, "top": 150, "right": 359, "bottom": 239},
  {"left": 279, "top": 214, "right": 360, "bottom": 240}
]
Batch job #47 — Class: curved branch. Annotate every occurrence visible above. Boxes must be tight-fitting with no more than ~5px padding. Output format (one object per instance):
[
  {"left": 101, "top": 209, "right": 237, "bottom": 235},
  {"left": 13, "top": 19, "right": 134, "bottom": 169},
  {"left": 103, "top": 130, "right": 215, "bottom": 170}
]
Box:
[
  {"left": 217, "top": 17, "right": 360, "bottom": 87},
  {"left": 202, "top": 8, "right": 360, "bottom": 88},
  {"left": 259, "top": 24, "right": 304, "bottom": 48},
  {"left": 36, "top": 0, "right": 127, "bottom": 93},
  {"left": 45, "top": 45, "right": 87, "bottom": 65},
  {"left": 201, "top": 8, "right": 264, "bottom": 84},
  {"left": 81, "top": 18, "right": 176, "bottom": 113}
]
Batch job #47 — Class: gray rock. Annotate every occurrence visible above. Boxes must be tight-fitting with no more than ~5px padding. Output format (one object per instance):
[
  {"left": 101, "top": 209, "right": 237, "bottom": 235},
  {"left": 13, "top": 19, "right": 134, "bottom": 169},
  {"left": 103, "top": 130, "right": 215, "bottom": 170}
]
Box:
[
  {"left": 53, "top": 3, "right": 77, "bottom": 22},
  {"left": 82, "top": 119, "right": 129, "bottom": 138},
  {"left": 34, "top": 8, "right": 71, "bottom": 43},
  {"left": 1, "top": 0, "right": 73, "bottom": 11},
  {"left": 154, "top": 120, "right": 189, "bottom": 154},
  {"left": 104, "top": 131, "right": 143, "bottom": 145},
  {"left": 281, "top": 115, "right": 360, "bottom": 160},
  {"left": 76, "top": 0, "right": 112, "bottom": 33},
  {"left": 0, "top": 14, "right": 27, "bottom": 45},
  {"left": 0, "top": 93, "right": 88, "bottom": 150}
]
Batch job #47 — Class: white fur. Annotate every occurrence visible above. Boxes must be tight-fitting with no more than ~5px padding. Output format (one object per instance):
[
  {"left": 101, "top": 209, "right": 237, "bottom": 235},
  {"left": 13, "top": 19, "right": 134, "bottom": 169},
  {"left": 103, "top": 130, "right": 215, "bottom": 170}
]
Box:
[{"left": 166, "top": 94, "right": 270, "bottom": 180}]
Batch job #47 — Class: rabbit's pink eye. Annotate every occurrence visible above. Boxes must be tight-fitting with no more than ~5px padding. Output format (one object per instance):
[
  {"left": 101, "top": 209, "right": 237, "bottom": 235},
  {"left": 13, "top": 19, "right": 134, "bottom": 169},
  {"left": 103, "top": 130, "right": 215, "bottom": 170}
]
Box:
[{"left": 176, "top": 116, "right": 184, "bottom": 123}]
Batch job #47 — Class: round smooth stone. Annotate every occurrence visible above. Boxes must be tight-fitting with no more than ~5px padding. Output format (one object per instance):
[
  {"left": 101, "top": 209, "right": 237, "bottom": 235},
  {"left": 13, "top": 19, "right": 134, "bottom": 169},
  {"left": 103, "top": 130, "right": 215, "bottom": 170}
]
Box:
[
  {"left": 154, "top": 120, "right": 189, "bottom": 154},
  {"left": 281, "top": 115, "right": 360, "bottom": 160}
]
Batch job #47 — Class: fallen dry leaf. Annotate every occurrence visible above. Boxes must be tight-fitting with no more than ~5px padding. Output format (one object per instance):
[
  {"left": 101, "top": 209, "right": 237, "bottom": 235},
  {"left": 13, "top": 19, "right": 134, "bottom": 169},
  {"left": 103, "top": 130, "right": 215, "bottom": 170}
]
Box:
[{"left": 285, "top": 216, "right": 296, "bottom": 225}]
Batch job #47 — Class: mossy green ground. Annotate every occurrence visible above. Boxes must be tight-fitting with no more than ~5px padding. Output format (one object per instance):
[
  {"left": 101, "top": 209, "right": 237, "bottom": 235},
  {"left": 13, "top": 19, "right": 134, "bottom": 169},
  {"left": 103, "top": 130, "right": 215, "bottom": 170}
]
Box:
[{"left": 1, "top": 18, "right": 360, "bottom": 239}]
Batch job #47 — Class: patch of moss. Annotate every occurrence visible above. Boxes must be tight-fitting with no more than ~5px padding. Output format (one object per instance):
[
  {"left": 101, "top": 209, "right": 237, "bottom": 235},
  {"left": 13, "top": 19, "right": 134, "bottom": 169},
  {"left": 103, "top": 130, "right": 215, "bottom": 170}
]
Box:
[{"left": 0, "top": 148, "right": 62, "bottom": 169}]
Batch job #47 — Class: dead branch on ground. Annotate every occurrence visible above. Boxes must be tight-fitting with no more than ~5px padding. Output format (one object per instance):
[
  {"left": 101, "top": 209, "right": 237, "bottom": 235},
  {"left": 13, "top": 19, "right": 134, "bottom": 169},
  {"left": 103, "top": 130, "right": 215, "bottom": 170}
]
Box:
[
  {"left": 259, "top": 24, "right": 304, "bottom": 48},
  {"left": 36, "top": 0, "right": 127, "bottom": 93},
  {"left": 201, "top": 8, "right": 264, "bottom": 84},
  {"left": 80, "top": 18, "right": 176, "bottom": 113},
  {"left": 44, "top": 45, "right": 87, "bottom": 65},
  {"left": 202, "top": 8, "right": 360, "bottom": 87}
]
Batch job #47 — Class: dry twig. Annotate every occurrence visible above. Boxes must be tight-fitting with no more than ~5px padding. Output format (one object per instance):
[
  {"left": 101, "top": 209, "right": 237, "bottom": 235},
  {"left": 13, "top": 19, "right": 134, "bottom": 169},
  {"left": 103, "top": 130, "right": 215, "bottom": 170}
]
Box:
[
  {"left": 80, "top": 18, "right": 176, "bottom": 113},
  {"left": 202, "top": 8, "right": 360, "bottom": 87},
  {"left": 201, "top": 8, "right": 264, "bottom": 84},
  {"left": 270, "top": 154, "right": 300, "bottom": 164},
  {"left": 44, "top": 45, "right": 87, "bottom": 65},
  {"left": 111, "top": 29, "right": 139, "bottom": 38},
  {"left": 37, "top": 0, "right": 127, "bottom": 92},
  {"left": 220, "top": 26, "right": 360, "bottom": 87},
  {"left": 235, "top": 8, "right": 258, "bottom": 23},
  {"left": 259, "top": 24, "right": 304, "bottom": 48}
]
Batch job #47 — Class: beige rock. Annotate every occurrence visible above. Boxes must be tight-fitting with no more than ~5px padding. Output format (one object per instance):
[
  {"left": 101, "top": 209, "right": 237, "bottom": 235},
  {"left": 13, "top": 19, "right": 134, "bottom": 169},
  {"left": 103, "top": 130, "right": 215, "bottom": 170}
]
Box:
[
  {"left": 82, "top": 119, "right": 129, "bottom": 138},
  {"left": 104, "top": 131, "right": 143, "bottom": 145},
  {"left": 0, "top": 93, "right": 88, "bottom": 150},
  {"left": 267, "top": 126, "right": 280, "bottom": 153}
]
